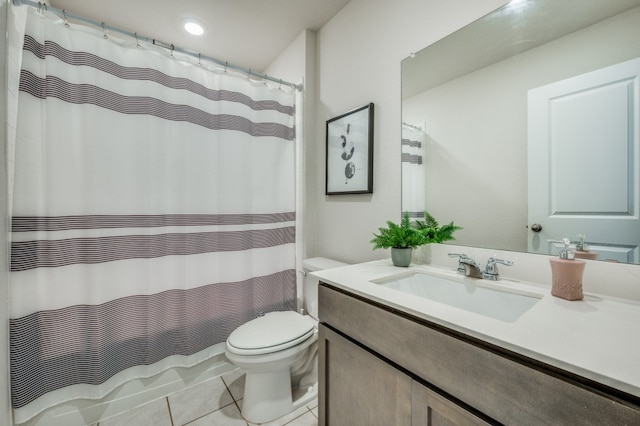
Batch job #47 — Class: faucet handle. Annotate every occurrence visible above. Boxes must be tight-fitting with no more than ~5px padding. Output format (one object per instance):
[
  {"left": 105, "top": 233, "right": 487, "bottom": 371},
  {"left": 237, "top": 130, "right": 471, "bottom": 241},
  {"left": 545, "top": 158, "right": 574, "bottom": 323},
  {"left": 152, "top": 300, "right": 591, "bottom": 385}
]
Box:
[
  {"left": 448, "top": 253, "right": 468, "bottom": 274},
  {"left": 448, "top": 252, "right": 474, "bottom": 263},
  {"left": 483, "top": 257, "right": 513, "bottom": 280}
]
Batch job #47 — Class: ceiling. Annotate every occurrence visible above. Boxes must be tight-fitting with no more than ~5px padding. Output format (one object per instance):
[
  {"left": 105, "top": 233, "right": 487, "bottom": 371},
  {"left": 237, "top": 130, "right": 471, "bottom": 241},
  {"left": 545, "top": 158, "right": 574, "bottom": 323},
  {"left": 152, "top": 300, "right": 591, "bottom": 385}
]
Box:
[{"left": 48, "top": 0, "right": 350, "bottom": 72}]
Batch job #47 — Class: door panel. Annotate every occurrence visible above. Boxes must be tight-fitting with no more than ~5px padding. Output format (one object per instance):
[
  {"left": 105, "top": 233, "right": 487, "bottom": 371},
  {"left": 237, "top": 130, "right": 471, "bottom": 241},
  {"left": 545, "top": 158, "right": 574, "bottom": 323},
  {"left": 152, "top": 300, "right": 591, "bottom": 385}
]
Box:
[
  {"left": 412, "top": 381, "right": 490, "bottom": 426},
  {"left": 528, "top": 58, "right": 640, "bottom": 262},
  {"left": 318, "top": 325, "right": 412, "bottom": 426}
]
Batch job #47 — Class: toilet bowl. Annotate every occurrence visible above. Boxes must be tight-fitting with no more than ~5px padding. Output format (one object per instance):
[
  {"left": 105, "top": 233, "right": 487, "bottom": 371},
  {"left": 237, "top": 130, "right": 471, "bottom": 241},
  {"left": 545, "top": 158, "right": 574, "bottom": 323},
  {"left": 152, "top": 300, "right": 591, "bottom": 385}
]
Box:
[{"left": 225, "top": 257, "right": 347, "bottom": 424}]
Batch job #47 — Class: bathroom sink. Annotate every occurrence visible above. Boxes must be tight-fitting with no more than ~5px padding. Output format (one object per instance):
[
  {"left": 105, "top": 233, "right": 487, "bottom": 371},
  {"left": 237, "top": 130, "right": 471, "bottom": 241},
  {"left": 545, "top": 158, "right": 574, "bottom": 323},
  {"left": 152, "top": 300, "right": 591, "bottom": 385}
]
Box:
[{"left": 372, "top": 270, "right": 541, "bottom": 322}]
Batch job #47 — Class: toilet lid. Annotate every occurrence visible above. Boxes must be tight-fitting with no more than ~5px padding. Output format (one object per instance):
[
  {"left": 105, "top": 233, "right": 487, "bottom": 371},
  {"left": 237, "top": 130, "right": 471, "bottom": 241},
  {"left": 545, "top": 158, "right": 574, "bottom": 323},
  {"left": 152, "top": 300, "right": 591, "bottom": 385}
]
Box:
[{"left": 227, "top": 311, "right": 315, "bottom": 355}]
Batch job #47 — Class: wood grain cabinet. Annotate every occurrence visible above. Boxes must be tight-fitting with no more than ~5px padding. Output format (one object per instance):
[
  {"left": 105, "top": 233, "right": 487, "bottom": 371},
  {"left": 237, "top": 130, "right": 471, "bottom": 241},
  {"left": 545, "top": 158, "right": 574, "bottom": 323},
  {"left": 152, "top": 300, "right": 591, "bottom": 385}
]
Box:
[
  {"left": 319, "top": 325, "right": 411, "bottom": 425},
  {"left": 318, "top": 283, "right": 640, "bottom": 425},
  {"left": 318, "top": 324, "right": 486, "bottom": 426}
]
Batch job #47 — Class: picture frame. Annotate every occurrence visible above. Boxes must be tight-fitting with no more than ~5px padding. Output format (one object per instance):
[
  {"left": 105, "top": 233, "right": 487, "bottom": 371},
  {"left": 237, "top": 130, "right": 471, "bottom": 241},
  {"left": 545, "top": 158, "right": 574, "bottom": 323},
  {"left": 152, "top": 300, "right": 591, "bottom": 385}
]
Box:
[{"left": 325, "top": 103, "right": 374, "bottom": 195}]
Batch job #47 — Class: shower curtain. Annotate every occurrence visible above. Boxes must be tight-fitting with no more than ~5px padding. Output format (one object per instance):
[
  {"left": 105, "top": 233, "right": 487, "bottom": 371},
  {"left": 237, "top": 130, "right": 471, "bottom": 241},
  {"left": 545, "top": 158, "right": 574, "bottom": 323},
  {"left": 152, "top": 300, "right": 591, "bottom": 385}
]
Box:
[
  {"left": 401, "top": 123, "right": 427, "bottom": 218},
  {"left": 7, "top": 5, "right": 298, "bottom": 423}
]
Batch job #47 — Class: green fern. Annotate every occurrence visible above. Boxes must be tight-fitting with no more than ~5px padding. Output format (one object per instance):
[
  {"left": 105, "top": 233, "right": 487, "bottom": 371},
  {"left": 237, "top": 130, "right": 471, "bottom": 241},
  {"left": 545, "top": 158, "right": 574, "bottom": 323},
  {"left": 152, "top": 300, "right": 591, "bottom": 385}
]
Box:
[
  {"left": 370, "top": 211, "right": 426, "bottom": 249},
  {"left": 414, "top": 211, "right": 462, "bottom": 243},
  {"left": 371, "top": 211, "right": 462, "bottom": 250}
]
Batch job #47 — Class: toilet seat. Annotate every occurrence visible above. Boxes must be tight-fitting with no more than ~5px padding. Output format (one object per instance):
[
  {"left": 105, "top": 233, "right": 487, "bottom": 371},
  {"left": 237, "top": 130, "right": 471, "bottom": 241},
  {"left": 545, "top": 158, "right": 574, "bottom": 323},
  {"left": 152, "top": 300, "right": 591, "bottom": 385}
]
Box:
[{"left": 226, "top": 311, "right": 316, "bottom": 356}]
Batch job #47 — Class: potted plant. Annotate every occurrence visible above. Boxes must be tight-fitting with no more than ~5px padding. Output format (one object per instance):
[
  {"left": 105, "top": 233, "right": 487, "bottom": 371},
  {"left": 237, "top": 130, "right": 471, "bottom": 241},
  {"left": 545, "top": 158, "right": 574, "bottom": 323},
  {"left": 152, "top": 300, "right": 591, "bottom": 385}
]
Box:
[{"left": 370, "top": 211, "right": 462, "bottom": 267}]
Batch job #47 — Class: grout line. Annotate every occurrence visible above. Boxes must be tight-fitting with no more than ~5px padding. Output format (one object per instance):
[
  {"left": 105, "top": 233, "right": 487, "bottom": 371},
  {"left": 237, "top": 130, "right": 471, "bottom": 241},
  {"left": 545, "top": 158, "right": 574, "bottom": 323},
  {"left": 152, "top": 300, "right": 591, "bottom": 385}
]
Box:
[
  {"left": 233, "top": 399, "right": 249, "bottom": 426},
  {"left": 282, "top": 409, "right": 312, "bottom": 426},
  {"left": 165, "top": 396, "right": 175, "bottom": 426},
  {"left": 220, "top": 375, "right": 236, "bottom": 402},
  {"left": 220, "top": 375, "right": 249, "bottom": 425},
  {"left": 181, "top": 402, "right": 242, "bottom": 426},
  {"left": 220, "top": 374, "right": 243, "bottom": 411}
]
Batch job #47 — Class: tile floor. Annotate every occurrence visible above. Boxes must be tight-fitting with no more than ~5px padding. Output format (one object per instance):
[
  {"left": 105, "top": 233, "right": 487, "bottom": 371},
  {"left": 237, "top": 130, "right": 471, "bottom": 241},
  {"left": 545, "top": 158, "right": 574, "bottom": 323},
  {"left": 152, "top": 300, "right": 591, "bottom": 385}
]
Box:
[{"left": 97, "top": 368, "right": 318, "bottom": 426}]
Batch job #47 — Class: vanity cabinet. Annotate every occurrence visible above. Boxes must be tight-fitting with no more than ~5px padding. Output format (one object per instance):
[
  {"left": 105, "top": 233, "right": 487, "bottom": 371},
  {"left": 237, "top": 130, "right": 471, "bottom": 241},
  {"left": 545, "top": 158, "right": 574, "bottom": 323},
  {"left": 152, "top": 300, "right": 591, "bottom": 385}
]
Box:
[
  {"left": 319, "top": 324, "right": 486, "bottom": 426},
  {"left": 318, "top": 283, "right": 640, "bottom": 425}
]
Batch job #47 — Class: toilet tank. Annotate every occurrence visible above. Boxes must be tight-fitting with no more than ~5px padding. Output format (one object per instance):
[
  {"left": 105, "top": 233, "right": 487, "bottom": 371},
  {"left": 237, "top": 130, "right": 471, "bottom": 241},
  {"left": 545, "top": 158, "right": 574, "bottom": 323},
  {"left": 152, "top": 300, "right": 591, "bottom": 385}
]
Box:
[{"left": 302, "top": 257, "right": 348, "bottom": 320}]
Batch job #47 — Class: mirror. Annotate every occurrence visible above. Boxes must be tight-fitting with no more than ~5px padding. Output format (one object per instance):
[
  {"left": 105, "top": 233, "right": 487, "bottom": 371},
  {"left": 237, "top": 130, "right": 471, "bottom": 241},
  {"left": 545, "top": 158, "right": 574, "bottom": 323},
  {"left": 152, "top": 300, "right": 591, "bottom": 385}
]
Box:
[{"left": 402, "top": 0, "right": 640, "bottom": 264}]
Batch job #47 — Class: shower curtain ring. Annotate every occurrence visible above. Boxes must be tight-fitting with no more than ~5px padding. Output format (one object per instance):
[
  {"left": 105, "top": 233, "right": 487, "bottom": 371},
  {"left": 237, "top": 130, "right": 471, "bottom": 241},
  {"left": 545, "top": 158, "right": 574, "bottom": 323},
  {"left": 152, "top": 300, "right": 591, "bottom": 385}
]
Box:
[
  {"left": 248, "top": 69, "right": 252, "bottom": 80},
  {"left": 224, "top": 61, "right": 228, "bottom": 73},
  {"left": 101, "top": 22, "right": 108, "bottom": 39},
  {"left": 264, "top": 74, "right": 268, "bottom": 85},
  {"left": 170, "top": 44, "right": 175, "bottom": 58},
  {"left": 134, "top": 32, "right": 140, "bottom": 48},
  {"left": 198, "top": 53, "right": 201, "bottom": 66},
  {"left": 63, "top": 9, "right": 70, "bottom": 28}
]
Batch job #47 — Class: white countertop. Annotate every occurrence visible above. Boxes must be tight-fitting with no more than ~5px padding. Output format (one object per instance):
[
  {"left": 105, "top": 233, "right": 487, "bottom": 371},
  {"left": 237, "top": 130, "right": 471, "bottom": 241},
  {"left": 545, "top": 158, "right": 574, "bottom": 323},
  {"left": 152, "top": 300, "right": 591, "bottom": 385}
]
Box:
[{"left": 313, "top": 260, "right": 640, "bottom": 398}]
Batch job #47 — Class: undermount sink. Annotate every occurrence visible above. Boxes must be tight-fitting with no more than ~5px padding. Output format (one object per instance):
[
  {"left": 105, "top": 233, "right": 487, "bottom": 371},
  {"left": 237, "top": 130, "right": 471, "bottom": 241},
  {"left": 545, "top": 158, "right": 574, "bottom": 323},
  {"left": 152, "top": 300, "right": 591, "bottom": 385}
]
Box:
[{"left": 372, "top": 270, "right": 541, "bottom": 322}]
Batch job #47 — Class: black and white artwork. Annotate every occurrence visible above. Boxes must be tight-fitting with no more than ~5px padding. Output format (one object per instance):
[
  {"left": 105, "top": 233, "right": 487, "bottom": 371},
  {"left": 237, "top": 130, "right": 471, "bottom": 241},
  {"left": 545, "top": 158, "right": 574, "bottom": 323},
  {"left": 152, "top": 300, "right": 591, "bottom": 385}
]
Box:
[{"left": 325, "top": 103, "right": 374, "bottom": 194}]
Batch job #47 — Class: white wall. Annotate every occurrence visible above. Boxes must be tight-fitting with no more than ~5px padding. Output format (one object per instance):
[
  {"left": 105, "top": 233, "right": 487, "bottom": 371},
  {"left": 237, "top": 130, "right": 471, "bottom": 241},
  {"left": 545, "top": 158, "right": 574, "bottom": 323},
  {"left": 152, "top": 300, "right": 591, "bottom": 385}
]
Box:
[{"left": 311, "top": 0, "right": 508, "bottom": 264}]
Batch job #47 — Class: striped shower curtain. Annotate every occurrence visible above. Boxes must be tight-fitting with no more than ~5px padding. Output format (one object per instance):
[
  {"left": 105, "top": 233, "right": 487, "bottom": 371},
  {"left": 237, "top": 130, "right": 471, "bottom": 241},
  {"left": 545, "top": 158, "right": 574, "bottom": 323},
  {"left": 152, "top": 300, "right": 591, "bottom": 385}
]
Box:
[
  {"left": 7, "top": 6, "right": 297, "bottom": 423},
  {"left": 401, "top": 123, "right": 427, "bottom": 218}
]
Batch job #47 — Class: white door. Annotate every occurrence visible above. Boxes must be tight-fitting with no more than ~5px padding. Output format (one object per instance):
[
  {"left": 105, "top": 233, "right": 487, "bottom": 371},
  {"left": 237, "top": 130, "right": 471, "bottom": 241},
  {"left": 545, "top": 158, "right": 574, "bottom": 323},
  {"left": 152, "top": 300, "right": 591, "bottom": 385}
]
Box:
[{"left": 528, "top": 58, "right": 640, "bottom": 263}]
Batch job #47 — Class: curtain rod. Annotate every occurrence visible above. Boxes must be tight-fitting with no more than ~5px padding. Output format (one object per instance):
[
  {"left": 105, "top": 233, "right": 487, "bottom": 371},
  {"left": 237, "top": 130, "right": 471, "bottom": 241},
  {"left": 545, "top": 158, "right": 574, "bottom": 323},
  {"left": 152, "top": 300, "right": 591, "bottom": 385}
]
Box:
[{"left": 12, "top": 0, "right": 303, "bottom": 91}]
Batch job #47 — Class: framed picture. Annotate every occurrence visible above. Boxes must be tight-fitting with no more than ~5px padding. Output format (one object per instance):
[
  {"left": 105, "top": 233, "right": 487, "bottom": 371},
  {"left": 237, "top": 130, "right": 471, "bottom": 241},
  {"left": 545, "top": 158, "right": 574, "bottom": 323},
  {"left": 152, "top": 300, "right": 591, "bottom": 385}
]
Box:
[{"left": 325, "top": 103, "right": 374, "bottom": 195}]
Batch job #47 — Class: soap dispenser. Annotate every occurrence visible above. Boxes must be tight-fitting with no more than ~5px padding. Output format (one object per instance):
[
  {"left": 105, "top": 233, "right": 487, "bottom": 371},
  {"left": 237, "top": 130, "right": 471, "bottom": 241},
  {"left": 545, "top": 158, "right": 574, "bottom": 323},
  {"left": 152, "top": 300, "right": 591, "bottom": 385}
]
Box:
[
  {"left": 549, "top": 238, "right": 585, "bottom": 301},
  {"left": 573, "top": 234, "right": 597, "bottom": 260}
]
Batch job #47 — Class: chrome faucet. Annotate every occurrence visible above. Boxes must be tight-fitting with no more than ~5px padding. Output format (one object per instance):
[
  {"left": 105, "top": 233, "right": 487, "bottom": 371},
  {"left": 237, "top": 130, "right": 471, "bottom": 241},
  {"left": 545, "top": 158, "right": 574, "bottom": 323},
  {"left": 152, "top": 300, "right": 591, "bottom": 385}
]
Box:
[
  {"left": 449, "top": 253, "right": 513, "bottom": 280},
  {"left": 481, "top": 257, "right": 513, "bottom": 281},
  {"left": 448, "top": 253, "right": 483, "bottom": 278}
]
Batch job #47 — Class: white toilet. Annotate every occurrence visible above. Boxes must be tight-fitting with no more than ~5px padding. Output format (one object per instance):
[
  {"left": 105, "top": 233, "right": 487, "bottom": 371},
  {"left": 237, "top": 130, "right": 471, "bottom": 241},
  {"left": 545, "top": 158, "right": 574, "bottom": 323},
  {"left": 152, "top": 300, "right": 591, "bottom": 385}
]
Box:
[{"left": 225, "top": 257, "right": 347, "bottom": 424}]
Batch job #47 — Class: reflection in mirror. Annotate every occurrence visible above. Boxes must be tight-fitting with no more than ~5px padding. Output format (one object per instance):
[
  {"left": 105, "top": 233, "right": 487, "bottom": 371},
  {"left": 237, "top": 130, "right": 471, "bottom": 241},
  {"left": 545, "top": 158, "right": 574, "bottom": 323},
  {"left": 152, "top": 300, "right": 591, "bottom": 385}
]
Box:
[{"left": 402, "top": 0, "right": 640, "bottom": 264}]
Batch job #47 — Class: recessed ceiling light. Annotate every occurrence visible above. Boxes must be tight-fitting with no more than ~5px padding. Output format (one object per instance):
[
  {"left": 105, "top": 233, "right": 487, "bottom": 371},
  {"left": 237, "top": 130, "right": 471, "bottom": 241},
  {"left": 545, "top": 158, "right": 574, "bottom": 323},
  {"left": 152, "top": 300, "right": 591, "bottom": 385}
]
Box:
[{"left": 183, "top": 19, "right": 205, "bottom": 36}]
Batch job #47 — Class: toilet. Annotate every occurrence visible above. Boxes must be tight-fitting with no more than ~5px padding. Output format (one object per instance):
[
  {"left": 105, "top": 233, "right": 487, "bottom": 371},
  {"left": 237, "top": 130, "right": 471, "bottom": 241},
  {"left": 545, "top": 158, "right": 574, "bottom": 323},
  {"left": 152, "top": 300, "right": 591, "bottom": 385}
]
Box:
[{"left": 225, "top": 257, "right": 347, "bottom": 423}]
